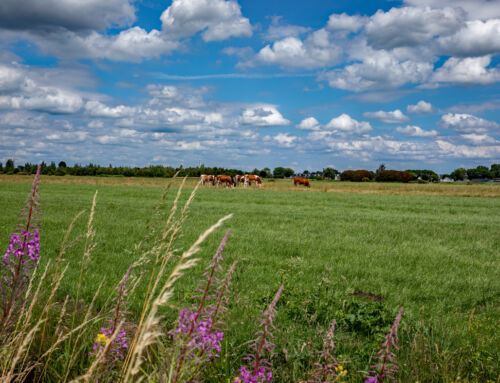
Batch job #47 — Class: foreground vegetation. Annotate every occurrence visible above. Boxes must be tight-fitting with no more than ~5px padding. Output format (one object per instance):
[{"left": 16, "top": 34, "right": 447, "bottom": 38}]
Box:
[{"left": 0, "top": 174, "right": 499, "bottom": 382}]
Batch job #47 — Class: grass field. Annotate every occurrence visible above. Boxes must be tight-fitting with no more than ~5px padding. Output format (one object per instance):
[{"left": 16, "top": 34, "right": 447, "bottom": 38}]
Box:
[{"left": 0, "top": 176, "right": 499, "bottom": 382}]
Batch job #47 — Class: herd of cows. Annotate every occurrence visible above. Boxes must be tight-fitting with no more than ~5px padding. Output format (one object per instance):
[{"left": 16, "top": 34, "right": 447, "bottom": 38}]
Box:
[{"left": 200, "top": 174, "right": 311, "bottom": 188}]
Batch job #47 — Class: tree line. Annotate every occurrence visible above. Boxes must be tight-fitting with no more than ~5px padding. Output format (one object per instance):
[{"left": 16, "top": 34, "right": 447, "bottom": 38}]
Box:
[{"left": 0, "top": 159, "right": 498, "bottom": 181}]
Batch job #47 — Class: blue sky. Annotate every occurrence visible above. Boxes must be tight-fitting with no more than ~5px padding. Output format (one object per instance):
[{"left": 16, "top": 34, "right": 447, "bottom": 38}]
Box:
[{"left": 0, "top": 0, "right": 499, "bottom": 173}]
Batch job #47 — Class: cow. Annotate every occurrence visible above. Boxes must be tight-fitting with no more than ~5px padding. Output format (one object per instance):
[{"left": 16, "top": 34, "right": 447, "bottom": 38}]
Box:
[
  {"left": 244, "top": 174, "right": 262, "bottom": 187},
  {"left": 294, "top": 176, "right": 310, "bottom": 188},
  {"left": 200, "top": 174, "right": 215, "bottom": 186},
  {"left": 216, "top": 174, "right": 234, "bottom": 188},
  {"left": 234, "top": 174, "right": 245, "bottom": 186}
]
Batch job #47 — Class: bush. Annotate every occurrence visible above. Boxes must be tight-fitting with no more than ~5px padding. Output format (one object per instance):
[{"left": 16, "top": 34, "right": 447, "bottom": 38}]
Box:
[
  {"left": 375, "top": 170, "right": 413, "bottom": 183},
  {"left": 340, "top": 170, "right": 372, "bottom": 182}
]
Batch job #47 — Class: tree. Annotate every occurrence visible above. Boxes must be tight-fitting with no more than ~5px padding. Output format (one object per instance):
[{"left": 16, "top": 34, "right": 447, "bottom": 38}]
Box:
[
  {"left": 259, "top": 168, "right": 272, "bottom": 178},
  {"left": 58, "top": 161, "right": 67, "bottom": 168},
  {"left": 450, "top": 167, "right": 466, "bottom": 181},
  {"left": 376, "top": 164, "right": 386, "bottom": 174},
  {"left": 490, "top": 164, "right": 500, "bottom": 178},
  {"left": 322, "top": 167, "right": 339, "bottom": 179},
  {"left": 0, "top": 162, "right": 3, "bottom": 173},
  {"left": 467, "top": 166, "right": 491, "bottom": 179},
  {"left": 273, "top": 167, "right": 294, "bottom": 178},
  {"left": 5, "top": 159, "right": 14, "bottom": 171}
]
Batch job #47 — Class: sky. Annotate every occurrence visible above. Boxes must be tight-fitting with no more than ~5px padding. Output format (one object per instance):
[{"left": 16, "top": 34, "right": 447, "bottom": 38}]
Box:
[{"left": 0, "top": 0, "right": 499, "bottom": 173}]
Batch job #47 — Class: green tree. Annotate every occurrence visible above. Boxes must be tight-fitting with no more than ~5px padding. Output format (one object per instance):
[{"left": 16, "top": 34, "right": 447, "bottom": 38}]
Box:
[
  {"left": 58, "top": 161, "right": 67, "bottom": 168},
  {"left": 322, "top": 167, "right": 339, "bottom": 179},
  {"left": 450, "top": 167, "right": 466, "bottom": 181},
  {"left": 490, "top": 164, "right": 500, "bottom": 178},
  {"left": 259, "top": 168, "right": 272, "bottom": 178},
  {"left": 5, "top": 159, "right": 14, "bottom": 172},
  {"left": 467, "top": 166, "right": 491, "bottom": 179}
]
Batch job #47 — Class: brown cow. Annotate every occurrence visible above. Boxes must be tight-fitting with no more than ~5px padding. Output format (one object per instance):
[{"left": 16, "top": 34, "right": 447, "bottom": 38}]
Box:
[
  {"left": 294, "top": 176, "right": 310, "bottom": 188},
  {"left": 216, "top": 174, "right": 234, "bottom": 188},
  {"left": 200, "top": 174, "right": 215, "bottom": 186},
  {"left": 244, "top": 174, "right": 262, "bottom": 187},
  {"left": 234, "top": 174, "right": 245, "bottom": 186}
]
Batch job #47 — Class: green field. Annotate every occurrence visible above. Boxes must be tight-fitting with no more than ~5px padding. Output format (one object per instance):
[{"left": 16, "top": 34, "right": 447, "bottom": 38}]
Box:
[{"left": 0, "top": 178, "right": 499, "bottom": 382}]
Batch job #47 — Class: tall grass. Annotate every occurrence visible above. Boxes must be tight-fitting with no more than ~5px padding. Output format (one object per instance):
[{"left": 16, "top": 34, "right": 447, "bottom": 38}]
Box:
[{"left": 0, "top": 172, "right": 498, "bottom": 382}]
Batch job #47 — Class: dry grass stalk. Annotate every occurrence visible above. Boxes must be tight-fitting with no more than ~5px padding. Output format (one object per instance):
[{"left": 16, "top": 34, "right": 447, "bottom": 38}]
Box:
[{"left": 123, "top": 213, "right": 233, "bottom": 382}]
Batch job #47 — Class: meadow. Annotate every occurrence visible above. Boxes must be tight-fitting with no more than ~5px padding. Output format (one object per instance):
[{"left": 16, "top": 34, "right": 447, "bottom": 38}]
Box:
[{"left": 0, "top": 176, "right": 499, "bottom": 382}]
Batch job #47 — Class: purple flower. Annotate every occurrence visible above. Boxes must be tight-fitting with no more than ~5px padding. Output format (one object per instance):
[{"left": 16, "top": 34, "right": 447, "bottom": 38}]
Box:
[{"left": 365, "top": 307, "right": 404, "bottom": 383}]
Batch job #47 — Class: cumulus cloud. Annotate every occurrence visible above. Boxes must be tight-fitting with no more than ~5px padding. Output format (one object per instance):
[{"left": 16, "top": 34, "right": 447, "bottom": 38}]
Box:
[
  {"left": 0, "top": 70, "right": 83, "bottom": 114},
  {"left": 439, "top": 113, "right": 500, "bottom": 133},
  {"left": 396, "top": 125, "right": 438, "bottom": 137},
  {"left": 436, "top": 140, "right": 500, "bottom": 158},
  {"left": 251, "top": 29, "right": 341, "bottom": 70},
  {"left": 363, "top": 109, "right": 409, "bottom": 123},
  {"left": 273, "top": 132, "right": 297, "bottom": 147},
  {"left": 407, "top": 100, "right": 434, "bottom": 113},
  {"left": 365, "top": 6, "right": 463, "bottom": 49},
  {"left": 0, "top": 0, "right": 135, "bottom": 31},
  {"left": 325, "top": 114, "right": 372, "bottom": 134},
  {"left": 239, "top": 105, "right": 290, "bottom": 126},
  {"left": 430, "top": 55, "right": 500, "bottom": 85},
  {"left": 160, "top": 0, "right": 252, "bottom": 41},
  {"left": 323, "top": 50, "right": 433, "bottom": 91},
  {"left": 263, "top": 16, "right": 310, "bottom": 41},
  {"left": 85, "top": 100, "right": 137, "bottom": 118},
  {"left": 403, "top": 0, "right": 500, "bottom": 20},
  {"left": 0, "top": 65, "right": 25, "bottom": 92},
  {"left": 296, "top": 117, "right": 321, "bottom": 131},
  {"left": 326, "top": 13, "right": 367, "bottom": 33},
  {"left": 438, "top": 19, "right": 500, "bottom": 57},
  {"left": 460, "top": 133, "right": 497, "bottom": 145}
]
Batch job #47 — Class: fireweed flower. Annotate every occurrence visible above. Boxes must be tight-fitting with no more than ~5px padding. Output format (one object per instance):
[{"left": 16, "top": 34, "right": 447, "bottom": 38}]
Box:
[
  {"left": 0, "top": 166, "right": 41, "bottom": 338},
  {"left": 170, "top": 230, "right": 234, "bottom": 383},
  {"left": 310, "top": 320, "right": 340, "bottom": 382},
  {"left": 237, "top": 285, "right": 284, "bottom": 383},
  {"left": 364, "top": 307, "right": 404, "bottom": 383}
]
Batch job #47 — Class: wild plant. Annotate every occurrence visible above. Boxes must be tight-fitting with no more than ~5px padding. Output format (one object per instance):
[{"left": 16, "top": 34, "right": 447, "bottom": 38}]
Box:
[
  {"left": 235, "top": 284, "right": 284, "bottom": 383},
  {"left": 309, "top": 320, "right": 348, "bottom": 382},
  {"left": 364, "top": 307, "right": 404, "bottom": 383},
  {"left": 0, "top": 165, "right": 41, "bottom": 339},
  {"left": 168, "top": 229, "right": 236, "bottom": 383}
]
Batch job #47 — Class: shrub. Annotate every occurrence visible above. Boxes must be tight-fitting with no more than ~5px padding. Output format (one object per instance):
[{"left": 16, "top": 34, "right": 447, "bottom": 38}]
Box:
[
  {"left": 340, "top": 170, "right": 372, "bottom": 182},
  {"left": 375, "top": 170, "right": 413, "bottom": 183}
]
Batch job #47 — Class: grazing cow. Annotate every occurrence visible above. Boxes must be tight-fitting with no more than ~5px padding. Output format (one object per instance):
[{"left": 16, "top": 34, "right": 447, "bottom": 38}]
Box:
[
  {"left": 244, "top": 174, "right": 263, "bottom": 187},
  {"left": 294, "top": 176, "right": 310, "bottom": 188},
  {"left": 216, "top": 174, "right": 234, "bottom": 188},
  {"left": 234, "top": 174, "right": 245, "bottom": 186},
  {"left": 200, "top": 174, "right": 215, "bottom": 186}
]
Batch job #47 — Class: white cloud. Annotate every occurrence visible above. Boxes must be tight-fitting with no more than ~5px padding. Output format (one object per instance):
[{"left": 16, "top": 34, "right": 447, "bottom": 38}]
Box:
[
  {"left": 439, "top": 113, "right": 500, "bottom": 133},
  {"left": 436, "top": 140, "right": 500, "bottom": 158},
  {"left": 252, "top": 30, "right": 341, "bottom": 70},
  {"left": 0, "top": 65, "right": 25, "bottom": 92},
  {"left": 263, "top": 16, "right": 310, "bottom": 41},
  {"left": 431, "top": 56, "right": 500, "bottom": 85},
  {"left": 403, "top": 0, "right": 500, "bottom": 20},
  {"left": 396, "top": 125, "right": 438, "bottom": 137},
  {"left": 323, "top": 50, "right": 433, "bottom": 91},
  {"left": 296, "top": 117, "right": 321, "bottom": 131},
  {"left": 460, "top": 133, "right": 497, "bottom": 145},
  {"left": 160, "top": 0, "right": 252, "bottom": 42},
  {"left": 239, "top": 105, "right": 290, "bottom": 126},
  {"left": 326, "top": 13, "right": 367, "bottom": 33},
  {"left": 407, "top": 100, "right": 434, "bottom": 113},
  {"left": 363, "top": 109, "right": 409, "bottom": 123},
  {"left": 85, "top": 100, "right": 137, "bottom": 118},
  {"left": 438, "top": 19, "right": 500, "bottom": 57},
  {"left": 273, "top": 132, "right": 297, "bottom": 147},
  {"left": 0, "top": 83, "right": 83, "bottom": 114},
  {"left": 325, "top": 114, "right": 372, "bottom": 134},
  {"left": 365, "top": 6, "right": 463, "bottom": 49}
]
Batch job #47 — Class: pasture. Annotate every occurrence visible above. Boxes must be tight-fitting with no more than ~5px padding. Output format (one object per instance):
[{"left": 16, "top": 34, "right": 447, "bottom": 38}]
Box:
[{"left": 0, "top": 176, "right": 499, "bottom": 382}]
